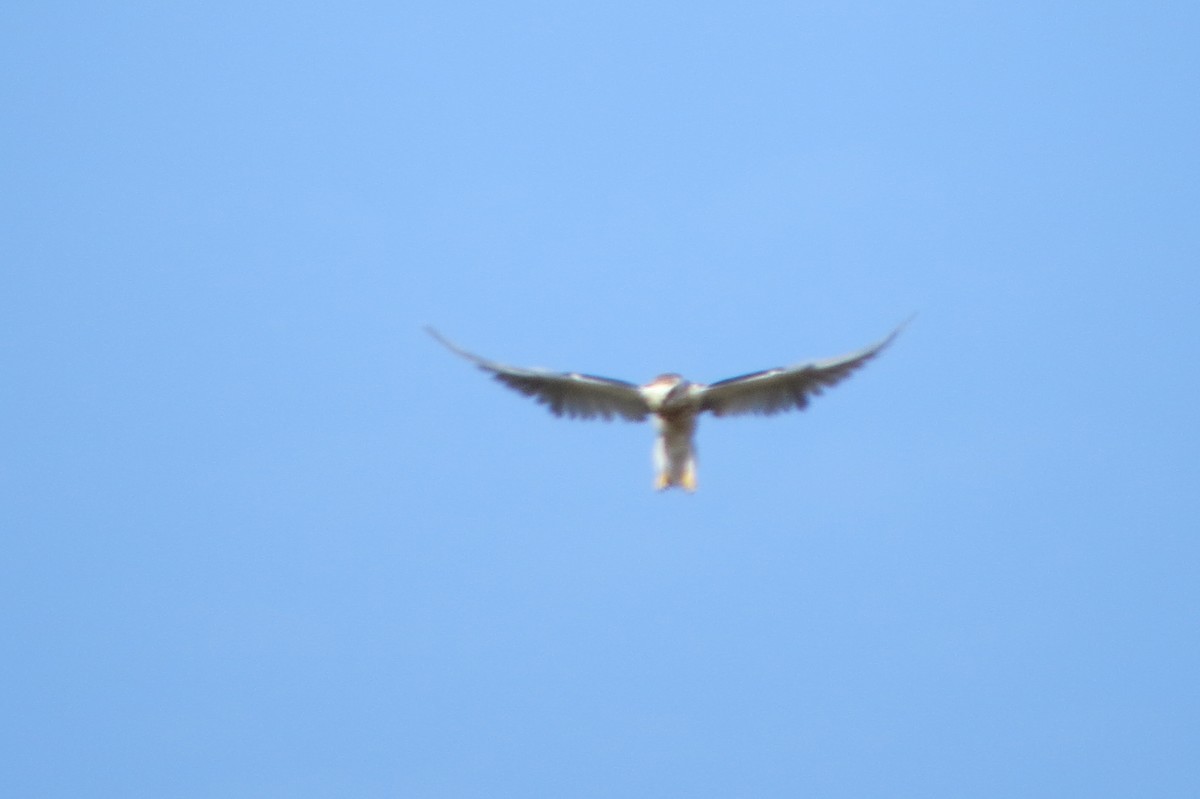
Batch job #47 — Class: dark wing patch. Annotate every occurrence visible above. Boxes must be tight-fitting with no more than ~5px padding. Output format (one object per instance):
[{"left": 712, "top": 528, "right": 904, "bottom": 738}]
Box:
[
  {"left": 697, "top": 324, "right": 904, "bottom": 418},
  {"left": 426, "top": 327, "right": 650, "bottom": 422}
]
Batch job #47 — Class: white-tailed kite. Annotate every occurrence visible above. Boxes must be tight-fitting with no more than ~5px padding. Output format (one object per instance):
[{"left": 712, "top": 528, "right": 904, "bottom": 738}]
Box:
[{"left": 427, "top": 323, "right": 905, "bottom": 492}]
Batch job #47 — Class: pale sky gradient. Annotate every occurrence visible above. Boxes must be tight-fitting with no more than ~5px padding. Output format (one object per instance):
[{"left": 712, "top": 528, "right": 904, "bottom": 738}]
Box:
[{"left": 4, "top": 2, "right": 1199, "bottom": 796}]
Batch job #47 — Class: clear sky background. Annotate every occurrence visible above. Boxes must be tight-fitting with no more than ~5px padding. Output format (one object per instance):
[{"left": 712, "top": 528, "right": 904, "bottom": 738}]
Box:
[{"left": 4, "top": 2, "right": 1198, "bottom": 796}]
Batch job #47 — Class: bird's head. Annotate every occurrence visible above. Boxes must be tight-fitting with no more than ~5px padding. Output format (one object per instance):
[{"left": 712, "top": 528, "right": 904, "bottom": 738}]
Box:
[{"left": 639, "top": 373, "right": 690, "bottom": 410}]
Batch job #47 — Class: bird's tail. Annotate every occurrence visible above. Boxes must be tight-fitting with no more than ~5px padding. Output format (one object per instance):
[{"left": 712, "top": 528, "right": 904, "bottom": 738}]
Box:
[{"left": 655, "top": 463, "right": 697, "bottom": 493}]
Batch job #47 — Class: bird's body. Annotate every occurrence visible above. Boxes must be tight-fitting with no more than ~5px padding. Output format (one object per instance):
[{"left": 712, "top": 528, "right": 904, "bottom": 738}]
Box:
[
  {"left": 427, "top": 324, "right": 904, "bottom": 491},
  {"left": 652, "top": 402, "right": 699, "bottom": 491},
  {"left": 635, "top": 373, "right": 701, "bottom": 490}
]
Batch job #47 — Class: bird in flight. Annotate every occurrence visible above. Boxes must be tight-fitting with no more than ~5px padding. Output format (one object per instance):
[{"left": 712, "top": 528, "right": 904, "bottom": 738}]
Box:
[{"left": 427, "top": 323, "right": 905, "bottom": 492}]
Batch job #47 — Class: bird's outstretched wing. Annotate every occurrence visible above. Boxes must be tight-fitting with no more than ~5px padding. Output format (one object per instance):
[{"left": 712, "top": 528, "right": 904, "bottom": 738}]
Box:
[
  {"left": 426, "top": 327, "right": 651, "bottom": 422},
  {"left": 697, "top": 323, "right": 905, "bottom": 418}
]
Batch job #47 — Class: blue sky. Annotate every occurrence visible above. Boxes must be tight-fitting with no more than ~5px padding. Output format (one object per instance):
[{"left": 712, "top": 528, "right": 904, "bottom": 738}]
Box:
[{"left": 4, "top": 1, "right": 1198, "bottom": 796}]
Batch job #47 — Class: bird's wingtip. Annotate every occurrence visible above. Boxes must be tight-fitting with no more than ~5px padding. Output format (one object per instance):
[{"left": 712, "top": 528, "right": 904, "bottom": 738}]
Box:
[
  {"left": 424, "top": 326, "right": 490, "bottom": 368},
  {"left": 880, "top": 313, "right": 917, "bottom": 347},
  {"left": 424, "top": 325, "right": 457, "bottom": 350}
]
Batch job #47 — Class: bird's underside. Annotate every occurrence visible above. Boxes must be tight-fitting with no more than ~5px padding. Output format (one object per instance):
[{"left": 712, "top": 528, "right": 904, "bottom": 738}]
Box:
[{"left": 427, "top": 323, "right": 905, "bottom": 491}]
